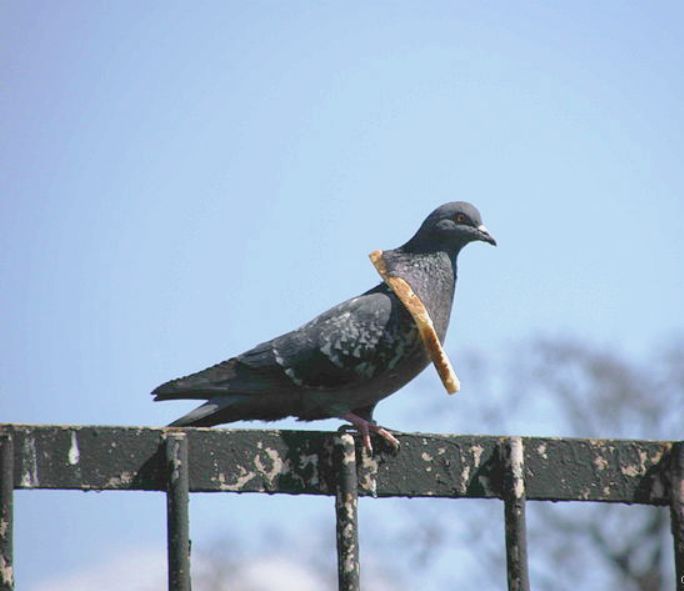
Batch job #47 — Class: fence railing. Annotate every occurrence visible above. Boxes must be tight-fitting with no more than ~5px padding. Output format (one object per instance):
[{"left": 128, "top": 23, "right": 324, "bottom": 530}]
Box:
[{"left": 1, "top": 423, "right": 683, "bottom": 590}]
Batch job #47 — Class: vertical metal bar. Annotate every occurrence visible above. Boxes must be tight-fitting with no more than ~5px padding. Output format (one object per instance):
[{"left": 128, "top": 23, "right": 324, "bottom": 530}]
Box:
[
  {"left": 334, "top": 433, "right": 360, "bottom": 591},
  {"left": 502, "top": 436, "right": 530, "bottom": 591},
  {"left": 0, "top": 435, "right": 14, "bottom": 591},
  {"left": 669, "top": 441, "right": 684, "bottom": 590},
  {"left": 165, "top": 432, "right": 191, "bottom": 591}
]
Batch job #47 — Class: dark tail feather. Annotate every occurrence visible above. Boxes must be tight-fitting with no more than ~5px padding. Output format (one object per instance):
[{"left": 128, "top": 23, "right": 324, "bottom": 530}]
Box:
[
  {"left": 153, "top": 383, "right": 237, "bottom": 402},
  {"left": 168, "top": 396, "right": 248, "bottom": 427},
  {"left": 167, "top": 392, "right": 294, "bottom": 427}
]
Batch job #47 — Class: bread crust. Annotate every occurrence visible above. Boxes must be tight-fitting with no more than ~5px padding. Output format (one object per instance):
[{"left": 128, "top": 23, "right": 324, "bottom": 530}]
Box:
[{"left": 369, "top": 249, "right": 460, "bottom": 394}]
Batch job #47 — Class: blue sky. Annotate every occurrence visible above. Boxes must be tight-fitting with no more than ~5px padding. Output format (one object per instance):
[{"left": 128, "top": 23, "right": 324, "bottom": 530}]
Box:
[{"left": 2, "top": 2, "right": 683, "bottom": 589}]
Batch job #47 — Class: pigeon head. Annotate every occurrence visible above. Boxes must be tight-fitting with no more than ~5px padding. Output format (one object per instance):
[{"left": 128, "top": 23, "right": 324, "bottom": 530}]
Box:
[{"left": 403, "top": 201, "right": 497, "bottom": 254}]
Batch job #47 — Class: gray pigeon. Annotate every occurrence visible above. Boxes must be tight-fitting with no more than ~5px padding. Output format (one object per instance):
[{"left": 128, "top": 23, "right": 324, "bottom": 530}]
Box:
[{"left": 152, "top": 202, "right": 496, "bottom": 451}]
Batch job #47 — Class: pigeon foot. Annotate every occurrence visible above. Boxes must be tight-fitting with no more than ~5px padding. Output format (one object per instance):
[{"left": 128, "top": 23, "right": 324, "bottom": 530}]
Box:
[{"left": 340, "top": 412, "right": 400, "bottom": 453}]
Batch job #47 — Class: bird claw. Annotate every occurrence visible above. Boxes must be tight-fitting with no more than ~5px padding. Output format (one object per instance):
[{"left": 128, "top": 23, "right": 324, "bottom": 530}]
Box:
[
  {"left": 372, "top": 426, "right": 401, "bottom": 450},
  {"left": 340, "top": 413, "right": 400, "bottom": 454}
]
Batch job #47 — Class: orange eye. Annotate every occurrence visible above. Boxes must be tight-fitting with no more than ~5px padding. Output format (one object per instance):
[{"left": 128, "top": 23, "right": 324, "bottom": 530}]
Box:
[{"left": 455, "top": 213, "right": 467, "bottom": 223}]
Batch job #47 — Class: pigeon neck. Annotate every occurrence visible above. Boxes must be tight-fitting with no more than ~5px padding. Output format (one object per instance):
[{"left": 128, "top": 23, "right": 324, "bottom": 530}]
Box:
[
  {"left": 399, "top": 235, "right": 465, "bottom": 265},
  {"left": 382, "top": 246, "right": 457, "bottom": 342}
]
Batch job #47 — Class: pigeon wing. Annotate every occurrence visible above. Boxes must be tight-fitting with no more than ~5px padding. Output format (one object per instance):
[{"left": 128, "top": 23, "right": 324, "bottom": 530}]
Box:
[{"left": 152, "top": 286, "right": 409, "bottom": 400}]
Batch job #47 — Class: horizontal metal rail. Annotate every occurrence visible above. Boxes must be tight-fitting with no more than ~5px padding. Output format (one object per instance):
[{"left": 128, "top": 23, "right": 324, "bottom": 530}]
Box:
[
  {"left": 0, "top": 424, "right": 672, "bottom": 504},
  {"left": 2, "top": 423, "right": 683, "bottom": 591}
]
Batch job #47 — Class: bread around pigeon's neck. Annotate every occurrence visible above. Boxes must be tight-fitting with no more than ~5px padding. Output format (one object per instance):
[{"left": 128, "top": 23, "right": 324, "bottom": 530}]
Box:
[{"left": 380, "top": 247, "right": 457, "bottom": 342}]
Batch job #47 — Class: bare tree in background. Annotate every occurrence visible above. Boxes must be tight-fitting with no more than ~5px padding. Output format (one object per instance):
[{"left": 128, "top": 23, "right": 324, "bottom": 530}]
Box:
[
  {"left": 191, "top": 336, "right": 684, "bottom": 590},
  {"left": 394, "top": 336, "right": 684, "bottom": 591}
]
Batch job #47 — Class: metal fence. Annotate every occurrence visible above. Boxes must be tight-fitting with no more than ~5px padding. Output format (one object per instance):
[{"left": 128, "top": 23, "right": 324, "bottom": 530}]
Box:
[{"left": 1, "top": 423, "right": 683, "bottom": 590}]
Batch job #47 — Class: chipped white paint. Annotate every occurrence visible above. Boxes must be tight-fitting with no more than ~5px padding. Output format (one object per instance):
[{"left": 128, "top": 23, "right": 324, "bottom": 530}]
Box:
[
  {"left": 620, "top": 449, "right": 648, "bottom": 478},
  {"left": 536, "top": 442, "right": 548, "bottom": 460},
  {"left": 20, "top": 435, "right": 38, "bottom": 487},
  {"left": 509, "top": 437, "right": 525, "bottom": 500},
  {"left": 421, "top": 452, "right": 433, "bottom": 462},
  {"left": 650, "top": 449, "right": 666, "bottom": 464},
  {"left": 254, "top": 447, "right": 288, "bottom": 485},
  {"left": 68, "top": 431, "right": 80, "bottom": 465},
  {"left": 338, "top": 434, "right": 356, "bottom": 465},
  {"left": 621, "top": 464, "right": 641, "bottom": 477},
  {"left": 106, "top": 471, "right": 134, "bottom": 488},
  {"left": 0, "top": 554, "right": 14, "bottom": 587},
  {"left": 471, "top": 444, "right": 484, "bottom": 467},
  {"left": 217, "top": 466, "right": 258, "bottom": 491},
  {"left": 296, "top": 453, "right": 320, "bottom": 486},
  {"left": 460, "top": 465, "right": 470, "bottom": 492},
  {"left": 359, "top": 452, "right": 378, "bottom": 497},
  {"left": 593, "top": 455, "right": 608, "bottom": 471}
]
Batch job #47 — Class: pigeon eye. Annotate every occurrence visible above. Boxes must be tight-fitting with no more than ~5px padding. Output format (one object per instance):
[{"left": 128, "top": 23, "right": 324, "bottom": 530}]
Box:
[{"left": 455, "top": 213, "right": 467, "bottom": 224}]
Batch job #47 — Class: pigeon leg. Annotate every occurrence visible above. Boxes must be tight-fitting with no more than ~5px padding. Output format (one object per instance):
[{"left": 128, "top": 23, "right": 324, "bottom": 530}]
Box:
[{"left": 341, "top": 412, "right": 400, "bottom": 452}]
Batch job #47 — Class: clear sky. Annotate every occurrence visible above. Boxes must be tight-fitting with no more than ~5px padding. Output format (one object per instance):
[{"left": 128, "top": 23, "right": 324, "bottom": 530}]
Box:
[{"left": 2, "top": 2, "right": 683, "bottom": 589}]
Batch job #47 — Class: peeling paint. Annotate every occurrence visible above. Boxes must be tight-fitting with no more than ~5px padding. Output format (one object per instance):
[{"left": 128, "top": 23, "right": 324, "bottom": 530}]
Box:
[
  {"left": 536, "top": 442, "right": 548, "bottom": 459},
  {"left": 68, "top": 431, "right": 80, "bottom": 465},
  {"left": 296, "top": 453, "right": 320, "bottom": 487},
  {"left": 217, "top": 467, "right": 257, "bottom": 491},
  {"left": 509, "top": 437, "right": 525, "bottom": 500},
  {"left": 1, "top": 425, "right": 673, "bottom": 504},
  {"left": 106, "top": 471, "right": 134, "bottom": 488},
  {"left": 359, "top": 452, "right": 378, "bottom": 497},
  {"left": 621, "top": 464, "right": 641, "bottom": 477},
  {"left": 621, "top": 450, "right": 648, "bottom": 478},
  {"left": 338, "top": 435, "right": 356, "bottom": 466},
  {"left": 593, "top": 456, "right": 608, "bottom": 471},
  {"left": 460, "top": 465, "right": 470, "bottom": 493},
  {"left": 649, "top": 448, "right": 666, "bottom": 465},
  {"left": 20, "top": 435, "right": 38, "bottom": 487},
  {"left": 0, "top": 554, "right": 14, "bottom": 587},
  {"left": 471, "top": 444, "right": 484, "bottom": 467},
  {"left": 254, "top": 447, "right": 288, "bottom": 486}
]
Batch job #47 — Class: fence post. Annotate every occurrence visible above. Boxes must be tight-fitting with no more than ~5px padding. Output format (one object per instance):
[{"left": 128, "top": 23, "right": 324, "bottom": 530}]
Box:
[
  {"left": 0, "top": 435, "right": 14, "bottom": 591},
  {"left": 165, "top": 431, "right": 191, "bottom": 591},
  {"left": 502, "top": 436, "right": 530, "bottom": 591},
  {"left": 670, "top": 441, "right": 684, "bottom": 590},
  {"left": 334, "top": 433, "right": 360, "bottom": 591}
]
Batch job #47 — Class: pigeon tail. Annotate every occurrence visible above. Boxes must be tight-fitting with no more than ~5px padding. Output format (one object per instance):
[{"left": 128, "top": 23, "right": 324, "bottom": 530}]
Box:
[
  {"left": 167, "top": 395, "right": 249, "bottom": 427},
  {"left": 167, "top": 392, "right": 294, "bottom": 427}
]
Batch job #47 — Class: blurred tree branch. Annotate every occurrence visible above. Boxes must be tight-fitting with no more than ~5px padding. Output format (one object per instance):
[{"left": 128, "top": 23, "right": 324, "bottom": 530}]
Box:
[{"left": 193, "top": 335, "right": 683, "bottom": 590}]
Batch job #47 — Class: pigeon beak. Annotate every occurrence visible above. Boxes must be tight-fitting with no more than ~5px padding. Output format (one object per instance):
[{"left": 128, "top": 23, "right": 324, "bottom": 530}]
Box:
[{"left": 477, "top": 224, "right": 497, "bottom": 246}]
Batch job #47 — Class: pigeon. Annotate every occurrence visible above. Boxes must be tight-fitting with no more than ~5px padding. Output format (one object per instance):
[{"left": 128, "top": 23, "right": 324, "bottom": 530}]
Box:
[{"left": 152, "top": 202, "right": 496, "bottom": 451}]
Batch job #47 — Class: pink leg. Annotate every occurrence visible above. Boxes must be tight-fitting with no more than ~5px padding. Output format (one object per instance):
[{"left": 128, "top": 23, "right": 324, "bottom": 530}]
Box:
[{"left": 340, "top": 412, "right": 400, "bottom": 453}]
